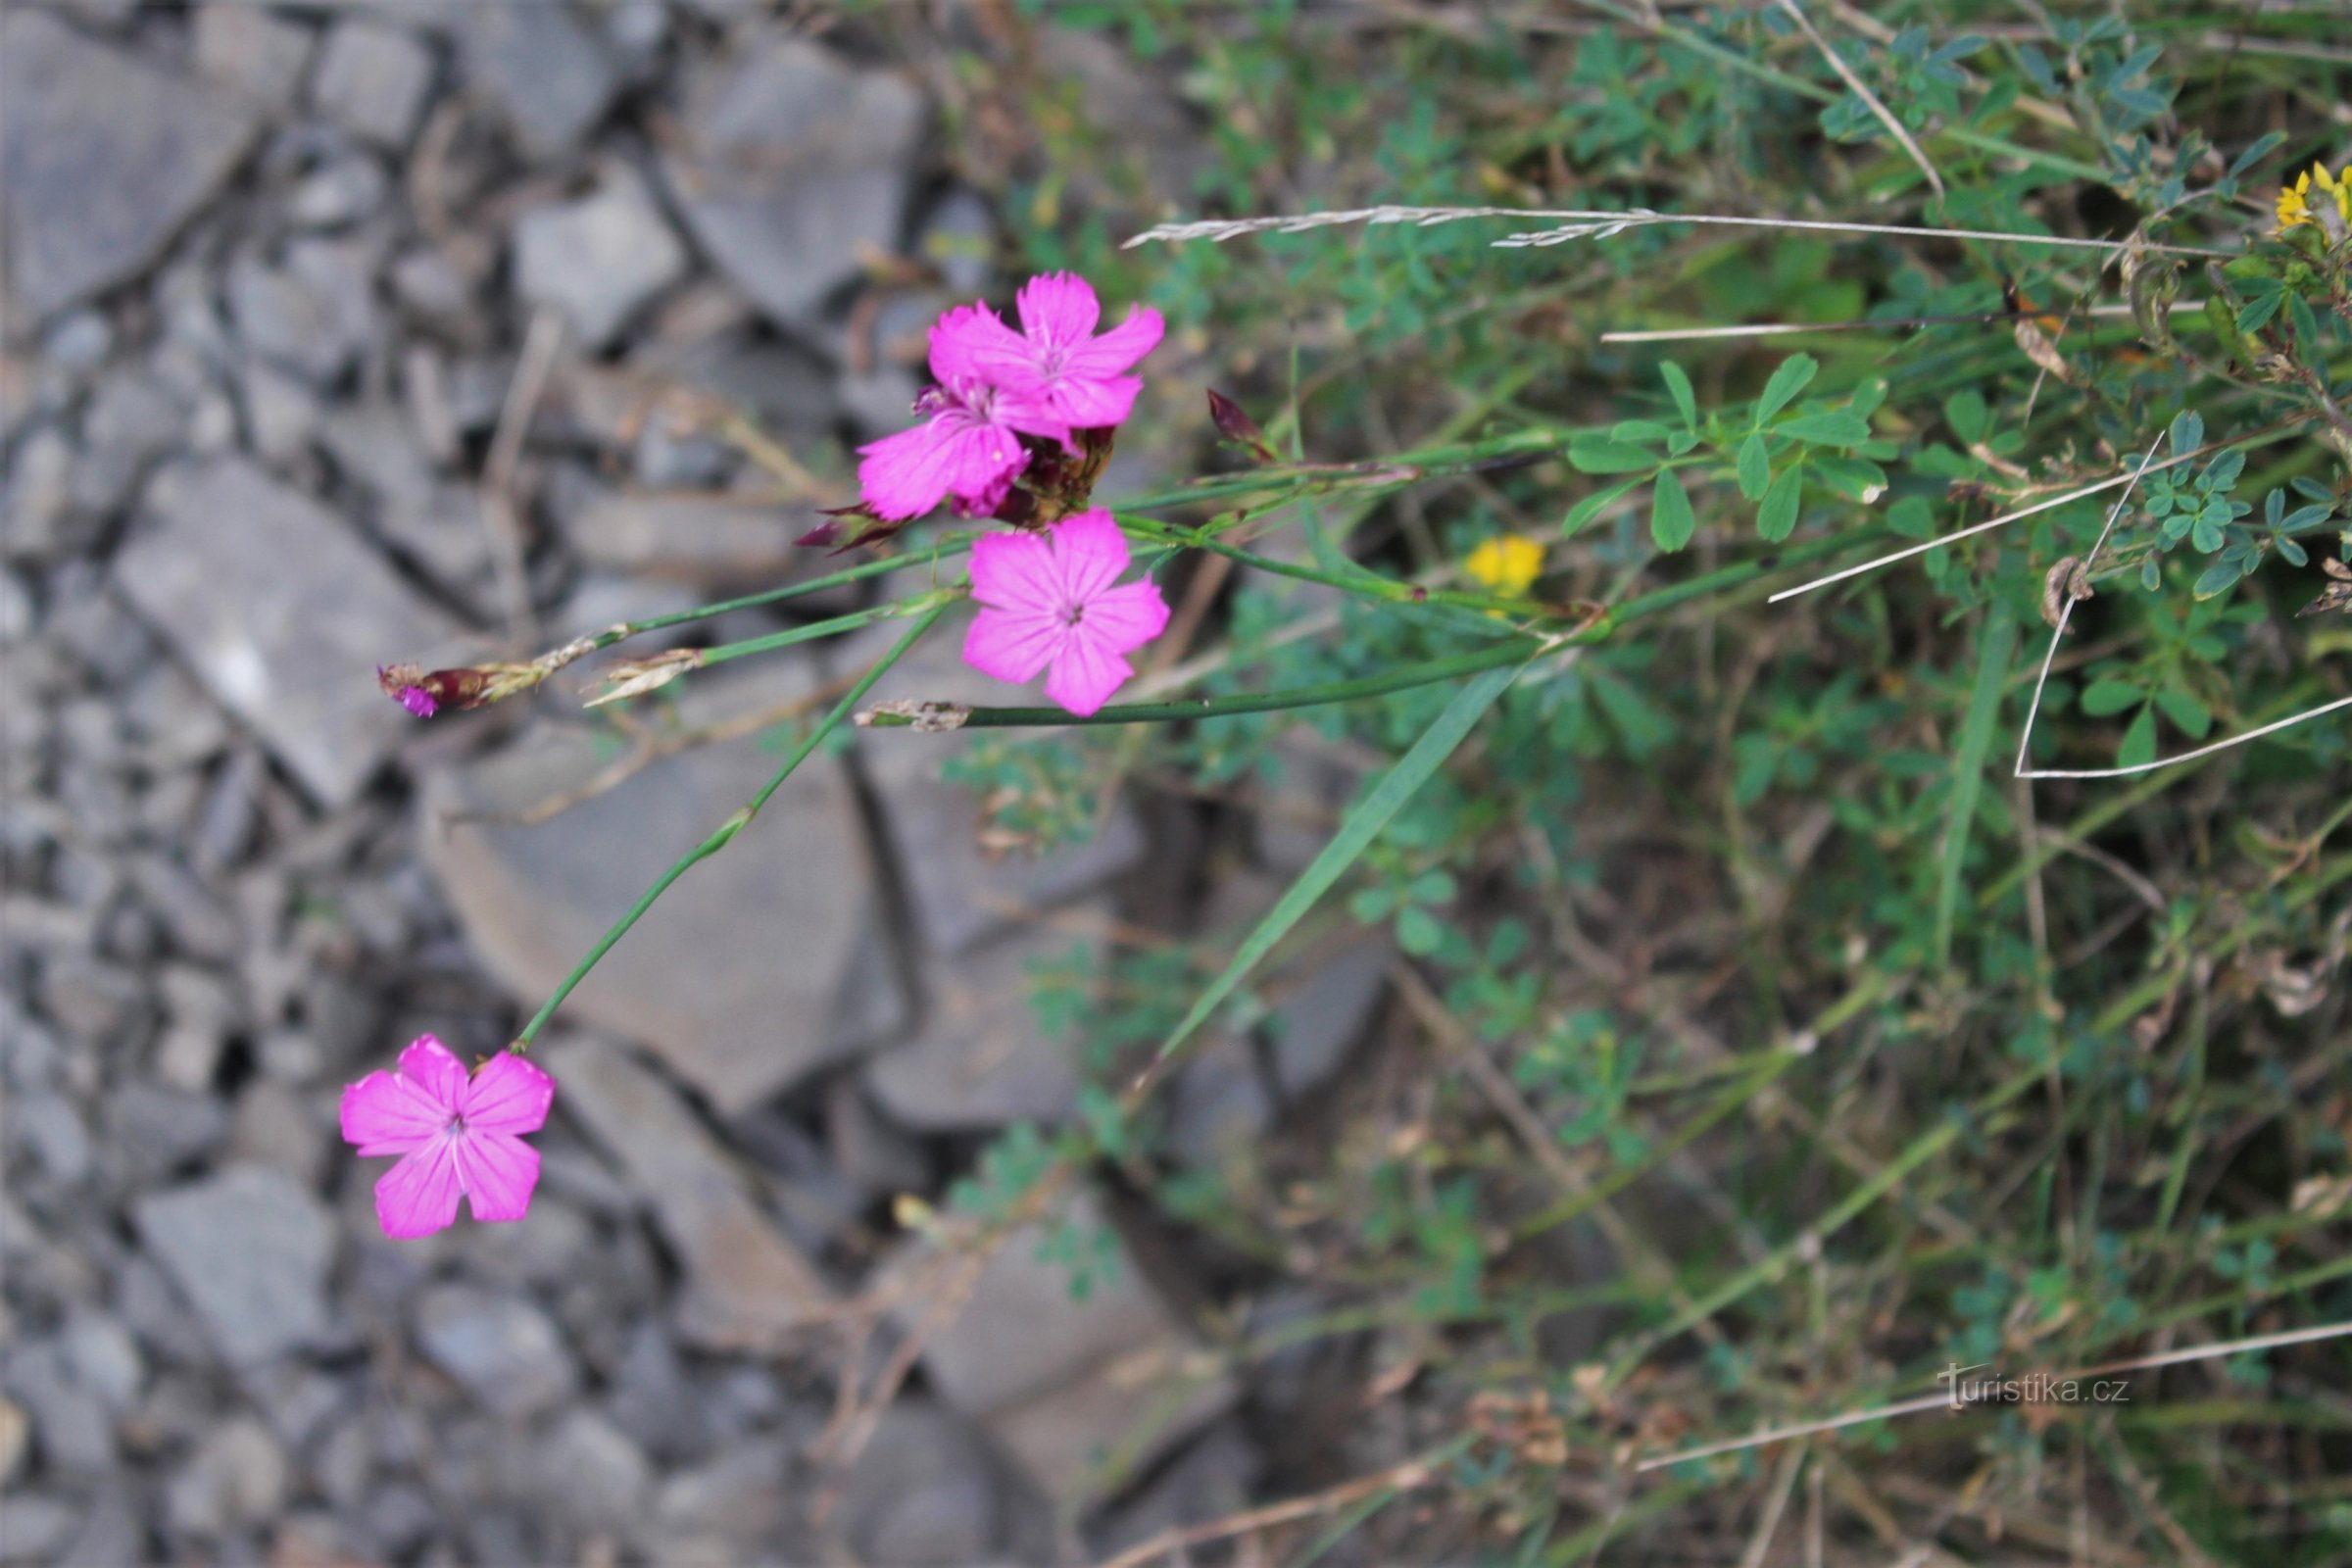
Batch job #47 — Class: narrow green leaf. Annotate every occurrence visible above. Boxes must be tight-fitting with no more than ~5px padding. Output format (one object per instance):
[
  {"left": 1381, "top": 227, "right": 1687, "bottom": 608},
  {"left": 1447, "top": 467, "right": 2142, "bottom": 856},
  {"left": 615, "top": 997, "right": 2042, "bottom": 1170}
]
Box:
[
  {"left": 1755, "top": 353, "right": 1818, "bottom": 425},
  {"left": 1562, "top": 474, "right": 1647, "bottom": 535},
  {"left": 1777, "top": 411, "right": 1873, "bottom": 448},
  {"left": 2155, "top": 683, "right": 2213, "bottom": 739},
  {"left": 2191, "top": 558, "right": 2245, "bottom": 600},
  {"left": 1152, "top": 660, "right": 1526, "bottom": 1064},
  {"left": 1935, "top": 601, "right": 2017, "bottom": 968},
  {"left": 1737, "top": 432, "right": 1771, "bottom": 501},
  {"left": 2117, "top": 706, "right": 2159, "bottom": 769},
  {"left": 2080, "top": 679, "right": 2143, "bottom": 717},
  {"left": 1569, "top": 436, "right": 1662, "bottom": 474},
  {"left": 1612, "top": 419, "right": 1674, "bottom": 443},
  {"left": 1660, "top": 361, "right": 1697, "bottom": 428},
  {"left": 1649, "top": 468, "right": 1695, "bottom": 553},
  {"left": 1756, "top": 466, "right": 1802, "bottom": 542}
]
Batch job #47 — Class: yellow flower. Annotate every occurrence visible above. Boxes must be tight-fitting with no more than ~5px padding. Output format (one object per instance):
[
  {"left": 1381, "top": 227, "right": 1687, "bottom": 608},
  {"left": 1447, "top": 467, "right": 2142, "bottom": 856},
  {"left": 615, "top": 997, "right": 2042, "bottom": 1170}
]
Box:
[
  {"left": 1464, "top": 534, "right": 1544, "bottom": 598},
  {"left": 2276, "top": 160, "right": 2350, "bottom": 235}
]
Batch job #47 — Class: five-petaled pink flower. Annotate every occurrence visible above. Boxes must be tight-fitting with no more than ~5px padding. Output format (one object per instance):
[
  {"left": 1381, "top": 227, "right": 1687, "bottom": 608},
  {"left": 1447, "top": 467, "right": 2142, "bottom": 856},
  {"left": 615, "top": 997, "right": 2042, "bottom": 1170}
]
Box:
[
  {"left": 341, "top": 1035, "right": 555, "bottom": 1240},
  {"left": 932, "top": 272, "right": 1164, "bottom": 432},
  {"left": 963, "top": 509, "right": 1170, "bottom": 716}
]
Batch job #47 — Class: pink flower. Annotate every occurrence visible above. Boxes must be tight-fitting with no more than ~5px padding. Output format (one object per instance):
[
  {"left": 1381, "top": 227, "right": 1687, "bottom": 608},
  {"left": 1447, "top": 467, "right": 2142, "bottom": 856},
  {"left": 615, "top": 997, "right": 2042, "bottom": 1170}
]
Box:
[
  {"left": 857, "top": 381, "right": 1045, "bottom": 521},
  {"left": 963, "top": 509, "right": 1170, "bottom": 716},
  {"left": 340, "top": 1035, "right": 555, "bottom": 1240},
  {"left": 932, "top": 272, "right": 1164, "bottom": 432}
]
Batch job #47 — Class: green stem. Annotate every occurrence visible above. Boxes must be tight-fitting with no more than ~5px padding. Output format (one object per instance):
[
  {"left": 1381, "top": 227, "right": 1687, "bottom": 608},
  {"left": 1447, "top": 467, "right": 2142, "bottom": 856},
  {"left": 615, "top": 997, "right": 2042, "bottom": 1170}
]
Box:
[
  {"left": 511, "top": 607, "right": 944, "bottom": 1050},
  {"left": 696, "top": 591, "right": 962, "bottom": 669}
]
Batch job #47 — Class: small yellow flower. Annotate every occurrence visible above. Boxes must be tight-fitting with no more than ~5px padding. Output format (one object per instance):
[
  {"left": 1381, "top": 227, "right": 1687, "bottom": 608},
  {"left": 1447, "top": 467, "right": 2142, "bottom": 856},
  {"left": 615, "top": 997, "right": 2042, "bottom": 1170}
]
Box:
[
  {"left": 2276, "top": 160, "right": 2351, "bottom": 235},
  {"left": 1464, "top": 534, "right": 1545, "bottom": 598}
]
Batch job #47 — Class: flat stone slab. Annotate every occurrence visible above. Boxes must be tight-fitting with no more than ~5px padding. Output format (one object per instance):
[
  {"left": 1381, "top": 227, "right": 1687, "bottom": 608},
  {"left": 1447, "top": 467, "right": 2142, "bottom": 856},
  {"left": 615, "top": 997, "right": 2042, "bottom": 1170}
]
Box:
[
  {"left": 133, "top": 1165, "right": 335, "bottom": 1368},
  {"left": 543, "top": 1035, "right": 833, "bottom": 1347},
  {"left": 114, "top": 458, "right": 468, "bottom": 808},
  {"left": 659, "top": 32, "right": 927, "bottom": 325},
  {"left": 420, "top": 659, "right": 887, "bottom": 1112},
  {"left": 3, "top": 10, "right": 263, "bottom": 323},
  {"left": 886, "top": 1190, "right": 1232, "bottom": 1507}
]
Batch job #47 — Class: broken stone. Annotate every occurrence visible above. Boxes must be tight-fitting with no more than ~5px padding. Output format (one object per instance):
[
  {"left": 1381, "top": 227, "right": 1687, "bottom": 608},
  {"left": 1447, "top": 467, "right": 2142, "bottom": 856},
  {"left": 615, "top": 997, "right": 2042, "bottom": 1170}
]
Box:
[
  {"left": 2, "top": 11, "right": 263, "bottom": 323},
  {"left": 542, "top": 1036, "right": 833, "bottom": 1348},
  {"left": 194, "top": 3, "right": 318, "bottom": 111},
  {"left": 113, "top": 458, "right": 467, "bottom": 808},
  {"left": 133, "top": 1165, "right": 335, "bottom": 1367},
  {"left": 164, "top": 1415, "right": 289, "bottom": 1538},
  {"left": 837, "top": 1400, "right": 1010, "bottom": 1567},
  {"left": 514, "top": 170, "right": 688, "bottom": 350},
  {"left": 530, "top": 1409, "right": 650, "bottom": 1534},
  {"left": 310, "top": 17, "right": 436, "bottom": 149},
  {"left": 447, "top": 2, "right": 620, "bottom": 161},
  {"left": 659, "top": 32, "right": 928, "bottom": 325},
  {"left": 887, "top": 1191, "right": 1235, "bottom": 1507},
  {"left": 420, "top": 658, "right": 888, "bottom": 1110},
  {"left": 563, "top": 490, "right": 827, "bottom": 591},
  {"left": 863, "top": 909, "right": 1103, "bottom": 1132},
  {"left": 226, "top": 238, "right": 378, "bottom": 388},
  {"left": 414, "top": 1284, "right": 579, "bottom": 1419}
]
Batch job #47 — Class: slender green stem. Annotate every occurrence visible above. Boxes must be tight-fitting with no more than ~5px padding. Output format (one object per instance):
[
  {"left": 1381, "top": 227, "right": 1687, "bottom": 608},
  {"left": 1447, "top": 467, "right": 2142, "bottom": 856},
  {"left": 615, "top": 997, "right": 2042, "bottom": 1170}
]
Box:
[
  {"left": 864, "top": 638, "right": 1556, "bottom": 728},
  {"left": 510, "top": 607, "right": 944, "bottom": 1050},
  {"left": 696, "top": 590, "right": 963, "bottom": 669}
]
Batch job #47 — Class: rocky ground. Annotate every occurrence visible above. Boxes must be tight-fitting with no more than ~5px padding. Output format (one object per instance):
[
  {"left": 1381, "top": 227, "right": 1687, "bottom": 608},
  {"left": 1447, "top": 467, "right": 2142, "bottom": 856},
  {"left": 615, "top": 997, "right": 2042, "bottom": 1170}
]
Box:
[{"left": 1, "top": 4, "right": 1397, "bottom": 1564}]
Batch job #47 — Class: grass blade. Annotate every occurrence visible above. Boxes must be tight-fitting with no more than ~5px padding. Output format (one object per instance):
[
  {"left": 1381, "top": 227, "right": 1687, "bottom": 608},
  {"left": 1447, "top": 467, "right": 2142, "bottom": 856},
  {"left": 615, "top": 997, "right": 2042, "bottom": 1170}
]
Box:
[
  {"left": 1936, "top": 599, "right": 2018, "bottom": 967},
  {"left": 1145, "top": 658, "right": 1528, "bottom": 1072}
]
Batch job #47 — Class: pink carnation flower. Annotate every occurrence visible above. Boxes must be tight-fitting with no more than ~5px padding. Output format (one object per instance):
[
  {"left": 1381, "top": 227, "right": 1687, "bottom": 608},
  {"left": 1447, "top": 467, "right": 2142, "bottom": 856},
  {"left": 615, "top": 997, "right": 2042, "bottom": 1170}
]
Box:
[
  {"left": 857, "top": 380, "right": 1048, "bottom": 522},
  {"left": 932, "top": 271, "right": 1164, "bottom": 432},
  {"left": 340, "top": 1035, "right": 555, "bottom": 1240},
  {"left": 963, "top": 509, "right": 1169, "bottom": 716}
]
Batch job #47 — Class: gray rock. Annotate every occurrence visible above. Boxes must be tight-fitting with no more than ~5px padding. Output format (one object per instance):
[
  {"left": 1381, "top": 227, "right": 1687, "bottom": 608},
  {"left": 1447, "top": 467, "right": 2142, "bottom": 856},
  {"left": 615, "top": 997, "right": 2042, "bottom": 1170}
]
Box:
[
  {"left": 447, "top": 2, "right": 619, "bottom": 161},
  {"left": 113, "top": 458, "right": 467, "bottom": 808},
  {"left": 858, "top": 615, "right": 1149, "bottom": 956},
  {"left": 132, "top": 1164, "right": 336, "bottom": 1367},
  {"left": 420, "top": 659, "right": 888, "bottom": 1112},
  {"left": 885, "top": 1190, "right": 1234, "bottom": 1507},
  {"left": 41, "top": 310, "right": 115, "bottom": 371},
  {"left": 10, "top": 1092, "right": 93, "bottom": 1185},
  {"left": 514, "top": 172, "right": 688, "bottom": 350},
  {"left": 4, "top": 424, "right": 78, "bottom": 562},
  {"left": 837, "top": 1401, "right": 1008, "bottom": 1567},
  {"left": 1, "top": 11, "right": 263, "bottom": 323},
  {"left": 163, "top": 1415, "right": 288, "bottom": 1538},
  {"left": 660, "top": 33, "right": 927, "bottom": 324},
  {"left": 194, "top": 3, "right": 318, "bottom": 110},
  {"left": 4, "top": 1342, "right": 116, "bottom": 1474},
  {"left": 102, "top": 1084, "right": 231, "bottom": 1186},
  {"left": 289, "top": 150, "right": 391, "bottom": 230},
  {"left": 0, "top": 1493, "right": 74, "bottom": 1559},
  {"left": 310, "top": 17, "right": 436, "bottom": 148},
  {"left": 227, "top": 238, "right": 377, "bottom": 388},
  {"left": 415, "top": 1285, "right": 579, "bottom": 1419},
  {"left": 531, "top": 1409, "right": 650, "bottom": 1533},
  {"left": 826, "top": 1076, "right": 930, "bottom": 1198},
  {"left": 1091, "top": 1421, "right": 1260, "bottom": 1560},
  {"left": 863, "top": 910, "right": 1102, "bottom": 1132},
  {"left": 318, "top": 403, "right": 494, "bottom": 596},
  {"left": 57, "top": 1314, "right": 142, "bottom": 1414},
  {"left": 76, "top": 370, "right": 189, "bottom": 515},
  {"left": 918, "top": 187, "right": 996, "bottom": 295},
  {"left": 648, "top": 1437, "right": 795, "bottom": 1559},
  {"left": 237, "top": 356, "right": 322, "bottom": 466},
  {"left": 543, "top": 1037, "right": 833, "bottom": 1348},
  {"left": 564, "top": 490, "right": 829, "bottom": 590}
]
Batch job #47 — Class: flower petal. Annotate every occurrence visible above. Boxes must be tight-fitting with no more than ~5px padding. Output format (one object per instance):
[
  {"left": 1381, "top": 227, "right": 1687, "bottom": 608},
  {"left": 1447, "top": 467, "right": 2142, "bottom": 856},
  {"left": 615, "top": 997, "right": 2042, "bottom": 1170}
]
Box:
[
  {"left": 1049, "top": 509, "right": 1132, "bottom": 604},
  {"left": 1076, "top": 578, "right": 1170, "bottom": 655},
  {"left": 398, "top": 1035, "right": 468, "bottom": 1108},
  {"left": 458, "top": 1052, "right": 556, "bottom": 1137},
  {"left": 964, "top": 606, "right": 1065, "bottom": 685},
  {"left": 1040, "top": 371, "right": 1144, "bottom": 431},
  {"left": 340, "top": 1070, "right": 449, "bottom": 1156},
  {"left": 929, "top": 303, "right": 1035, "bottom": 391},
  {"left": 1044, "top": 631, "right": 1134, "bottom": 717},
  {"left": 968, "top": 527, "right": 1062, "bottom": 615},
  {"left": 1064, "top": 305, "right": 1165, "bottom": 381},
  {"left": 374, "top": 1138, "right": 463, "bottom": 1239},
  {"left": 455, "top": 1132, "right": 541, "bottom": 1224},
  {"left": 1015, "top": 271, "right": 1102, "bottom": 348},
  {"left": 858, "top": 420, "right": 963, "bottom": 521}
]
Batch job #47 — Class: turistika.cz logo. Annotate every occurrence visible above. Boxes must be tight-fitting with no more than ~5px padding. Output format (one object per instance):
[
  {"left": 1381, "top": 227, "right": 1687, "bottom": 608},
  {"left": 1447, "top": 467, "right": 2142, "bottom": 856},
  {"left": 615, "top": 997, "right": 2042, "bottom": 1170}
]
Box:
[{"left": 1936, "top": 1361, "right": 2132, "bottom": 1411}]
